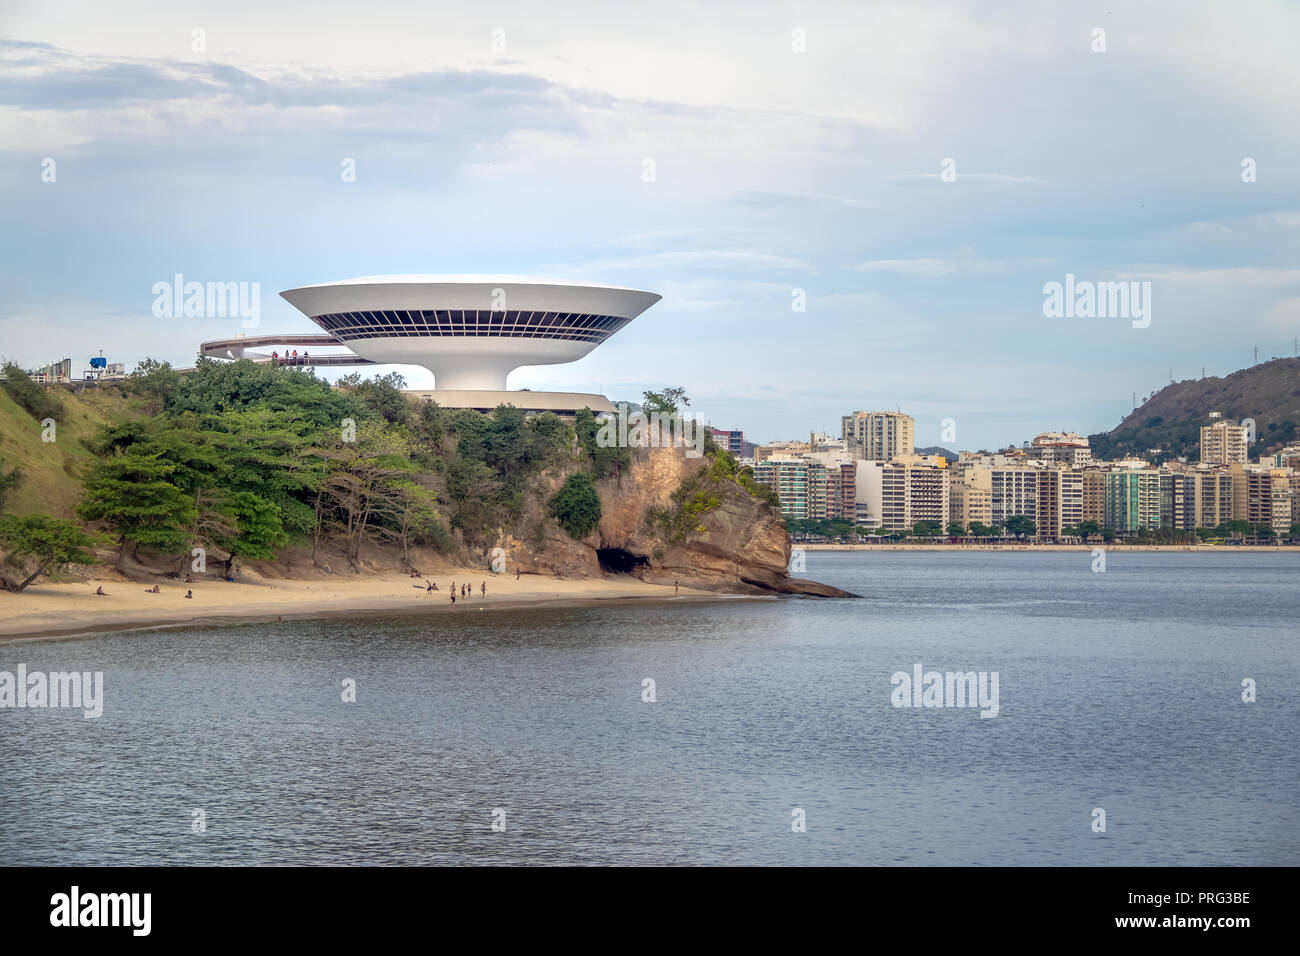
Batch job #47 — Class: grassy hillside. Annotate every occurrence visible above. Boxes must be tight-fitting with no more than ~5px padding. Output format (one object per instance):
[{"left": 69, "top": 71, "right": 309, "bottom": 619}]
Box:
[
  {"left": 1090, "top": 357, "right": 1300, "bottom": 462},
  {"left": 0, "top": 384, "right": 132, "bottom": 518}
]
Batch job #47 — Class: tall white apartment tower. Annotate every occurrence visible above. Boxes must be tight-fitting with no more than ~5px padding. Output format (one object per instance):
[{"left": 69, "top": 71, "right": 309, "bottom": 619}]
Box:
[
  {"left": 841, "top": 411, "right": 915, "bottom": 461},
  {"left": 1200, "top": 420, "right": 1249, "bottom": 465}
]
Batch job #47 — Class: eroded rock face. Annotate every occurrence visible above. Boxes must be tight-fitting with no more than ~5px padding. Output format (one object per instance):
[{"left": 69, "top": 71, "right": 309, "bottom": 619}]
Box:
[{"left": 509, "top": 446, "right": 854, "bottom": 597}]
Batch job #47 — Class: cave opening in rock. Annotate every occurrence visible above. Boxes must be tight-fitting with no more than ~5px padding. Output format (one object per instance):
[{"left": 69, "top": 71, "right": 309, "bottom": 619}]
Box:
[{"left": 597, "top": 548, "right": 649, "bottom": 574}]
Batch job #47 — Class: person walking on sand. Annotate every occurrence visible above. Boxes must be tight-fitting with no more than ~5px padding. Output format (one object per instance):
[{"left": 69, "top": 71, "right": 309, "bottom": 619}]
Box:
[
  {"left": 450, "top": 590, "right": 456, "bottom": 606},
  {"left": 515, "top": 567, "right": 520, "bottom": 581},
  {"left": 481, "top": 581, "right": 486, "bottom": 597},
  {"left": 675, "top": 579, "right": 679, "bottom": 596}
]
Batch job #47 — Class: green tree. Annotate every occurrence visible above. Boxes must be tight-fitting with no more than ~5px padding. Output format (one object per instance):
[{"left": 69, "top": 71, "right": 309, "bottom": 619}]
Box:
[
  {"left": 1003, "top": 515, "right": 1036, "bottom": 538},
  {"left": 947, "top": 521, "right": 966, "bottom": 536},
  {"left": 641, "top": 387, "right": 690, "bottom": 416},
  {"left": 127, "top": 358, "right": 181, "bottom": 415},
  {"left": 340, "top": 371, "right": 410, "bottom": 425},
  {"left": 548, "top": 472, "right": 602, "bottom": 540},
  {"left": 169, "top": 356, "right": 364, "bottom": 427},
  {"left": 311, "top": 423, "right": 420, "bottom": 572},
  {"left": 0, "top": 513, "right": 98, "bottom": 592},
  {"left": 1216, "top": 519, "right": 1252, "bottom": 539},
  {"left": 77, "top": 452, "right": 196, "bottom": 569},
  {"left": 366, "top": 477, "right": 442, "bottom": 570},
  {"left": 219, "top": 491, "right": 288, "bottom": 565}
]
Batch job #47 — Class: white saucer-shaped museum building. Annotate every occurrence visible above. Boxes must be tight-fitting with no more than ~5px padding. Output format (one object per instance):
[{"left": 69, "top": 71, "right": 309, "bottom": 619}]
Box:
[
  {"left": 199, "top": 275, "right": 661, "bottom": 412},
  {"left": 288, "top": 275, "right": 660, "bottom": 391}
]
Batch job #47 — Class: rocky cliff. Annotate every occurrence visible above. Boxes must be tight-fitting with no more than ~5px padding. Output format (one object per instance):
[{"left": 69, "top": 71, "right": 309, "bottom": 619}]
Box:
[{"left": 503, "top": 446, "right": 855, "bottom": 597}]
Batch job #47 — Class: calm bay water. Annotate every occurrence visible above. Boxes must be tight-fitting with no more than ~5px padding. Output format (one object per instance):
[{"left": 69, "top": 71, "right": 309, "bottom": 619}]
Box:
[{"left": 2, "top": 551, "right": 1297, "bottom": 866}]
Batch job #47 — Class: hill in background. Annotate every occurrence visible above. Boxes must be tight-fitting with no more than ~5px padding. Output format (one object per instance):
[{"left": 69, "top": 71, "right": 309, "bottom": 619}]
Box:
[{"left": 1089, "top": 358, "right": 1300, "bottom": 463}]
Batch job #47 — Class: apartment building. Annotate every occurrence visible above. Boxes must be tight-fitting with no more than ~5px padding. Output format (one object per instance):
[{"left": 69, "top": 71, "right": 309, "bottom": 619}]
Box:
[
  {"left": 828, "top": 461, "right": 857, "bottom": 522},
  {"left": 1231, "top": 465, "right": 1293, "bottom": 534},
  {"left": 1200, "top": 420, "right": 1249, "bottom": 465},
  {"left": 1037, "top": 468, "right": 1083, "bottom": 540},
  {"left": 708, "top": 429, "right": 745, "bottom": 455},
  {"left": 1193, "top": 470, "right": 1235, "bottom": 528},
  {"left": 753, "top": 457, "right": 830, "bottom": 521},
  {"left": 754, "top": 440, "right": 812, "bottom": 463},
  {"left": 1027, "top": 432, "right": 1092, "bottom": 468},
  {"left": 840, "top": 411, "right": 915, "bottom": 461},
  {"left": 905, "top": 462, "right": 950, "bottom": 529},
  {"left": 855, "top": 460, "right": 949, "bottom": 531},
  {"left": 950, "top": 466, "right": 993, "bottom": 530},
  {"left": 1160, "top": 472, "right": 1198, "bottom": 531},
  {"left": 990, "top": 467, "right": 1039, "bottom": 528},
  {"left": 1104, "top": 470, "right": 1162, "bottom": 532},
  {"left": 1081, "top": 470, "right": 1107, "bottom": 525}
]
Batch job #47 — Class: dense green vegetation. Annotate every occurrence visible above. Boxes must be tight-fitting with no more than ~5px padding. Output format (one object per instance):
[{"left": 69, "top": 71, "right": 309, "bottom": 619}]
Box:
[
  {"left": 0, "top": 362, "right": 778, "bottom": 581},
  {"left": 547, "top": 472, "right": 602, "bottom": 539},
  {"left": 2, "top": 364, "right": 64, "bottom": 422}
]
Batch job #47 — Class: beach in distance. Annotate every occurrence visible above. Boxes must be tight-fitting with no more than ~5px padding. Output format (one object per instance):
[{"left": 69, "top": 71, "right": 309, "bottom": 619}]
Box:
[{"left": 800, "top": 543, "right": 1300, "bottom": 551}]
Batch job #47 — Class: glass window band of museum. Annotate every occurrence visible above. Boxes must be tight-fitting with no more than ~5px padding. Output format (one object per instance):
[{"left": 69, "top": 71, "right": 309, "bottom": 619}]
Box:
[{"left": 312, "top": 310, "right": 631, "bottom": 343}]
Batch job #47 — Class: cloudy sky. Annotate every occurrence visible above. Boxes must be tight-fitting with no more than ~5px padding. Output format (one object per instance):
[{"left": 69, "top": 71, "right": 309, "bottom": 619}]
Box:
[{"left": 2, "top": 0, "right": 1298, "bottom": 449}]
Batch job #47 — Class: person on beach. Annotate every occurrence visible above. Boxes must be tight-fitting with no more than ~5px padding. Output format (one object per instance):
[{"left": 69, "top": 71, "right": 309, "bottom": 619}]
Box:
[
  {"left": 145, "top": 584, "right": 160, "bottom": 593},
  {"left": 450, "top": 591, "right": 456, "bottom": 606},
  {"left": 674, "top": 579, "right": 679, "bottom": 596},
  {"left": 515, "top": 568, "right": 520, "bottom": 581},
  {"left": 184, "top": 573, "right": 194, "bottom": 583},
  {"left": 95, "top": 586, "right": 108, "bottom": 596},
  {"left": 481, "top": 581, "right": 486, "bottom": 597},
  {"left": 185, "top": 590, "right": 193, "bottom": 599}
]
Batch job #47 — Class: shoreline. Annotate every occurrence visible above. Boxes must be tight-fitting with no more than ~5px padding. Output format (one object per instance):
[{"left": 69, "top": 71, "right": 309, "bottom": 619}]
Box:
[
  {"left": 798, "top": 543, "right": 1300, "bottom": 552},
  {"left": 0, "top": 571, "right": 761, "bottom": 644}
]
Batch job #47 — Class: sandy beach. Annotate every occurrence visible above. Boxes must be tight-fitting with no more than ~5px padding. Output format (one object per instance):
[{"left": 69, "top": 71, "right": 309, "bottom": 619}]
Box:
[{"left": 0, "top": 569, "right": 734, "bottom": 643}]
